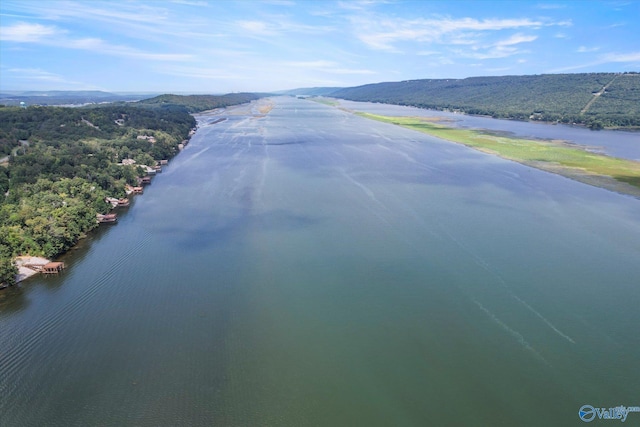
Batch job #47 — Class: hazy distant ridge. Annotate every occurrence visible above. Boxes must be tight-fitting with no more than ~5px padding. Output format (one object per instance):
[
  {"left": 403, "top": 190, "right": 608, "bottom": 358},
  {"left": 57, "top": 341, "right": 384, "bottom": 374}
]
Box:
[
  {"left": 0, "top": 90, "right": 150, "bottom": 106},
  {"left": 276, "top": 87, "right": 343, "bottom": 97}
]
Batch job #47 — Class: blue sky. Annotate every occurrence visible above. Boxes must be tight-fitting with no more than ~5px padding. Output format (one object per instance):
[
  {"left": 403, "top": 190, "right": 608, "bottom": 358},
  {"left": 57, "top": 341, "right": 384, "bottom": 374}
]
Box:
[{"left": 1, "top": 0, "right": 639, "bottom": 93}]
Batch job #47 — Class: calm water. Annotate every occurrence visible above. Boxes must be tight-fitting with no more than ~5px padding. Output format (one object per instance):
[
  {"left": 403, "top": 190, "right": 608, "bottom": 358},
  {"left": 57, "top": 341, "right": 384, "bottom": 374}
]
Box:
[{"left": 1, "top": 97, "right": 640, "bottom": 426}]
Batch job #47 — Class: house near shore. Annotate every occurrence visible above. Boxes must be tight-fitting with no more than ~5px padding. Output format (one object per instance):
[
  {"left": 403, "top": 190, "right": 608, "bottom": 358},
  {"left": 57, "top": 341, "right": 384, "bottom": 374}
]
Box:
[
  {"left": 97, "top": 213, "right": 117, "bottom": 223},
  {"left": 137, "top": 135, "right": 157, "bottom": 143},
  {"left": 105, "top": 197, "right": 130, "bottom": 207},
  {"left": 43, "top": 262, "right": 65, "bottom": 274},
  {"left": 124, "top": 185, "right": 144, "bottom": 195},
  {"left": 10, "top": 257, "right": 65, "bottom": 283}
]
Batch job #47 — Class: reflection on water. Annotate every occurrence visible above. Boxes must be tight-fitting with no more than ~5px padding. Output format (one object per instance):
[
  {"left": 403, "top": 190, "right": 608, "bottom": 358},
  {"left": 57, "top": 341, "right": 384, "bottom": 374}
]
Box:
[{"left": 1, "top": 97, "right": 639, "bottom": 426}]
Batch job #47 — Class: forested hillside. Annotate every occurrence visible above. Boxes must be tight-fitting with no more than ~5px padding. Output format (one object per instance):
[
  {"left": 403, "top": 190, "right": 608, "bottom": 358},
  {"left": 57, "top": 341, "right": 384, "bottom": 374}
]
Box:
[
  {"left": 329, "top": 72, "right": 640, "bottom": 129},
  {"left": 0, "top": 92, "right": 264, "bottom": 286},
  {"left": 137, "top": 92, "right": 263, "bottom": 113}
]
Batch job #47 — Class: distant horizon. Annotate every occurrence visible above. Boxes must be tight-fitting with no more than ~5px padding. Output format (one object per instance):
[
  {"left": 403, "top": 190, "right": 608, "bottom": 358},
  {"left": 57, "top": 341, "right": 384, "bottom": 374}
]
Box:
[{"left": 2, "top": 70, "right": 639, "bottom": 97}]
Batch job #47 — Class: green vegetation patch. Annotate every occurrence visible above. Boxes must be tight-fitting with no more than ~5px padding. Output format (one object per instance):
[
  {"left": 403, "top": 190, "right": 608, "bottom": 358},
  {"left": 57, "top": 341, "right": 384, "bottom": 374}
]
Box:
[
  {"left": 309, "top": 98, "right": 339, "bottom": 107},
  {"left": 357, "top": 112, "right": 640, "bottom": 192}
]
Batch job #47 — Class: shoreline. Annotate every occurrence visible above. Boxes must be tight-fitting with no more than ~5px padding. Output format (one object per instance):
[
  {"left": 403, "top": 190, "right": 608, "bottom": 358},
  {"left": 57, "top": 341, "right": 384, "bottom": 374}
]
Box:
[
  {"left": 7, "top": 256, "right": 53, "bottom": 285},
  {"left": 355, "top": 112, "right": 640, "bottom": 200},
  {"left": 2, "top": 127, "right": 198, "bottom": 288}
]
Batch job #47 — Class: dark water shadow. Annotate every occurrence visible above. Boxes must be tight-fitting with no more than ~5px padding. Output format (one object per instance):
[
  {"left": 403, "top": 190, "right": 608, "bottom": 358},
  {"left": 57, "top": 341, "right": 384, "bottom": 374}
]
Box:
[
  {"left": 0, "top": 285, "right": 29, "bottom": 315},
  {"left": 154, "top": 208, "right": 322, "bottom": 253},
  {"left": 263, "top": 140, "right": 307, "bottom": 146}
]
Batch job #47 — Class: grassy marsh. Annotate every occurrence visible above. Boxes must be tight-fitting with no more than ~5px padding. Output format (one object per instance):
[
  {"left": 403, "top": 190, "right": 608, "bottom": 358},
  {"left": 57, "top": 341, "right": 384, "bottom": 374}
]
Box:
[
  {"left": 310, "top": 98, "right": 340, "bottom": 107},
  {"left": 356, "top": 112, "right": 640, "bottom": 196}
]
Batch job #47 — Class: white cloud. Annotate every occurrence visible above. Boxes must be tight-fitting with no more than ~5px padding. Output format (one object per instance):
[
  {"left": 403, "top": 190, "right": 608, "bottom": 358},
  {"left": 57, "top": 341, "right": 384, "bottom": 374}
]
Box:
[
  {"left": 0, "top": 22, "right": 61, "bottom": 42},
  {"left": 37, "top": 1, "right": 169, "bottom": 24},
  {"left": 237, "top": 20, "right": 275, "bottom": 36},
  {"left": 601, "top": 52, "right": 640, "bottom": 62},
  {"left": 4, "top": 67, "right": 102, "bottom": 89},
  {"left": 2, "top": 1, "right": 212, "bottom": 43},
  {"left": 577, "top": 46, "right": 599, "bottom": 53},
  {"left": 7, "top": 67, "right": 66, "bottom": 82},
  {"left": 417, "top": 50, "right": 439, "bottom": 56},
  {"left": 436, "top": 17, "right": 548, "bottom": 32},
  {"left": 235, "top": 17, "right": 334, "bottom": 37},
  {"left": 351, "top": 15, "right": 567, "bottom": 52},
  {"left": 0, "top": 21, "right": 191, "bottom": 61},
  {"left": 550, "top": 51, "right": 640, "bottom": 73},
  {"left": 451, "top": 33, "right": 537, "bottom": 60},
  {"left": 495, "top": 34, "right": 538, "bottom": 46}
]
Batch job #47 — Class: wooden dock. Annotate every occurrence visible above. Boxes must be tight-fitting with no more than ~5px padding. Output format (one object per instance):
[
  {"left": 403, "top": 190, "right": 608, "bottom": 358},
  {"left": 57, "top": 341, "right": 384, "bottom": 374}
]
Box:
[{"left": 42, "top": 262, "right": 65, "bottom": 274}]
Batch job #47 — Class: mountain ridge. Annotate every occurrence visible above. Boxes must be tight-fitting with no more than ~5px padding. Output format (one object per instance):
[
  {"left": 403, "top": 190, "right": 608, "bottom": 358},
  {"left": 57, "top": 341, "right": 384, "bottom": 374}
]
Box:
[{"left": 325, "top": 72, "right": 640, "bottom": 129}]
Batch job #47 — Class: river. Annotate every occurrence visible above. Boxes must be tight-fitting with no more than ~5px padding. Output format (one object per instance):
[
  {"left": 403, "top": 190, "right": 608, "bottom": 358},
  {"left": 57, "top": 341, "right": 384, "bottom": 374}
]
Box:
[{"left": 1, "top": 97, "right": 639, "bottom": 426}]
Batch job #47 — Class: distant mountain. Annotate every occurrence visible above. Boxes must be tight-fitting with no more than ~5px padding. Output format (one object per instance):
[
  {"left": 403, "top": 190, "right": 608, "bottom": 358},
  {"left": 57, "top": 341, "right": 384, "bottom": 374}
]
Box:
[
  {"left": 0, "top": 90, "right": 153, "bottom": 106},
  {"left": 276, "top": 87, "right": 344, "bottom": 97},
  {"left": 327, "top": 72, "right": 640, "bottom": 129},
  {"left": 136, "top": 93, "right": 265, "bottom": 113}
]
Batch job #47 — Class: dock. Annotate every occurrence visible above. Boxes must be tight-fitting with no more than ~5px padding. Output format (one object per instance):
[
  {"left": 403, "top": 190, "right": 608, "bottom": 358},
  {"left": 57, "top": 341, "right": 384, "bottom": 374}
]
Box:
[{"left": 42, "top": 262, "right": 65, "bottom": 274}]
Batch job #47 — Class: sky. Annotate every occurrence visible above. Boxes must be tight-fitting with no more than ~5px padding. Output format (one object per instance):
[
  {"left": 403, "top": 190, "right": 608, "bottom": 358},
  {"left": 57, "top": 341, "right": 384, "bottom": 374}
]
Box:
[{"left": 1, "top": 0, "right": 639, "bottom": 93}]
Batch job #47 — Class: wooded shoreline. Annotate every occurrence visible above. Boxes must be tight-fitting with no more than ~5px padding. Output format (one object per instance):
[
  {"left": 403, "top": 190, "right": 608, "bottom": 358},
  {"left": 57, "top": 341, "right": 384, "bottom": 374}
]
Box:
[{"left": 0, "top": 94, "right": 265, "bottom": 287}]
